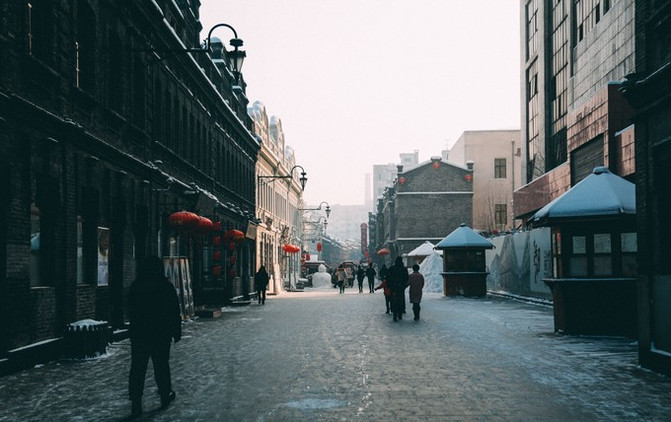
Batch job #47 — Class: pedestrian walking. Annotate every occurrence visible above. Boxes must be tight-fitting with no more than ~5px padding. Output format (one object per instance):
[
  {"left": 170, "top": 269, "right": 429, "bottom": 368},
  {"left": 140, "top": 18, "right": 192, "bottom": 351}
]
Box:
[
  {"left": 254, "top": 266, "right": 269, "bottom": 305},
  {"left": 408, "top": 264, "right": 425, "bottom": 321},
  {"left": 337, "top": 267, "right": 346, "bottom": 294},
  {"left": 347, "top": 267, "right": 355, "bottom": 288},
  {"left": 366, "top": 263, "right": 376, "bottom": 293},
  {"left": 356, "top": 266, "right": 365, "bottom": 293},
  {"left": 387, "top": 257, "right": 409, "bottom": 322},
  {"left": 379, "top": 263, "right": 388, "bottom": 284},
  {"left": 128, "top": 256, "right": 182, "bottom": 418},
  {"left": 374, "top": 277, "right": 392, "bottom": 313}
]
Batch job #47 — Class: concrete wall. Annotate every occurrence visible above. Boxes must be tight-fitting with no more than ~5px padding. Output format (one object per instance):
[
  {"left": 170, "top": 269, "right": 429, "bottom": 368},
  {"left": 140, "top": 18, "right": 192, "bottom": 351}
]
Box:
[{"left": 486, "top": 228, "right": 553, "bottom": 300}]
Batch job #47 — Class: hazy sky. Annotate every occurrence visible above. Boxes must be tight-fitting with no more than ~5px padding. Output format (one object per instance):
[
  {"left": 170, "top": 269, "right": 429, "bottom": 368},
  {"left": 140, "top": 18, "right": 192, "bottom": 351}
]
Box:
[{"left": 199, "top": 1, "right": 521, "bottom": 206}]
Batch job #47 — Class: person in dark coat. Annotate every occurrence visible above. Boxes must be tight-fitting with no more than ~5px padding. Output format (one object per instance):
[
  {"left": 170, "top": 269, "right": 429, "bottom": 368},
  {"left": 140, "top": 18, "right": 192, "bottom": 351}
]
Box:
[
  {"left": 254, "top": 266, "right": 270, "bottom": 305},
  {"left": 408, "top": 264, "right": 425, "bottom": 321},
  {"left": 386, "top": 257, "right": 409, "bottom": 322},
  {"left": 356, "top": 266, "right": 366, "bottom": 293},
  {"left": 379, "top": 264, "right": 388, "bottom": 283},
  {"left": 128, "top": 256, "right": 182, "bottom": 418},
  {"left": 365, "top": 263, "right": 377, "bottom": 293}
]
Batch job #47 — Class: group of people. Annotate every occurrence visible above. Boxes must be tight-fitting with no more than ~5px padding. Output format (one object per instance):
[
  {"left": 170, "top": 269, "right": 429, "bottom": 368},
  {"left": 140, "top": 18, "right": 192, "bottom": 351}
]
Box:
[
  {"left": 375, "top": 257, "right": 425, "bottom": 322},
  {"left": 126, "top": 255, "right": 423, "bottom": 418},
  {"left": 334, "top": 263, "right": 377, "bottom": 294}
]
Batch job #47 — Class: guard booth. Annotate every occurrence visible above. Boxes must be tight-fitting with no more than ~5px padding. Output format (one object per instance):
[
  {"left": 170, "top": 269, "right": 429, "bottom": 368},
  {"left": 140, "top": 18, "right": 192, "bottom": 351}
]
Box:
[
  {"left": 435, "top": 224, "right": 494, "bottom": 297},
  {"left": 532, "top": 167, "right": 637, "bottom": 337}
]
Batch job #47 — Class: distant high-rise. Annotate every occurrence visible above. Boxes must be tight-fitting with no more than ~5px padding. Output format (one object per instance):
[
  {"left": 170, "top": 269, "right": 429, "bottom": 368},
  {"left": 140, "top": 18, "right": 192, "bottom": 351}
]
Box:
[{"left": 364, "top": 173, "right": 372, "bottom": 208}]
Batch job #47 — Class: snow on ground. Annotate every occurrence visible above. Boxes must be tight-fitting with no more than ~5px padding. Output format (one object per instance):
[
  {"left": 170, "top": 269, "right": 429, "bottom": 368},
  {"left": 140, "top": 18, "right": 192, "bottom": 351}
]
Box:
[{"left": 419, "top": 252, "right": 443, "bottom": 293}]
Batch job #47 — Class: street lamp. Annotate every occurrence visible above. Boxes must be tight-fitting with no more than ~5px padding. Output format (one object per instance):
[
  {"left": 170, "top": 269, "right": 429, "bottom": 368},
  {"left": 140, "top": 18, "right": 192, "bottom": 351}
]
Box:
[
  {"left": 134, "top": 23, "right": 245, "bottom": 76},
  {"left": 258, "top": 165, "right": 308, "bottom": 191},
  {"left": 202, "top": 23, "right": 246, "bottom": 76},
  {"left": 299, "top": 201, "right": 331, "bottom": 218}
]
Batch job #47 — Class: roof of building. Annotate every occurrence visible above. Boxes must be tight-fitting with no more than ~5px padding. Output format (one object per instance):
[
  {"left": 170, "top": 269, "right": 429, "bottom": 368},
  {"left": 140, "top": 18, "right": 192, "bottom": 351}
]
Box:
[
  {"left": 435, "top": 224, "right": 494, "bottom": 249},
  {"left": 532, "top": 166, "right": 635, "bottom": 225}
]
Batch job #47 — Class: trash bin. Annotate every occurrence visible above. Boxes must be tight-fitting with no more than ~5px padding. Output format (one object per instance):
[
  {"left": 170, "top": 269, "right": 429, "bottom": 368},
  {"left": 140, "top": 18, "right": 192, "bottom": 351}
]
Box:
[{"left": 63, "top": 319, "right": 110, "bottom": 359}]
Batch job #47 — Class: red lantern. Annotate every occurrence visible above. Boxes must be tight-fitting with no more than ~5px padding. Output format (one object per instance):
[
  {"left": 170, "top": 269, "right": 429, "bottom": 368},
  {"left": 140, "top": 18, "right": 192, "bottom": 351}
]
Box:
[
  {"left": 212, "top": 250, "right": 221, "bottom": 261},
  {"left": 317, "top": 242, "right": 322, "bottom": 252},
  {"left": 283, "top": 244, "right": 300, "bottom": 253},
  {"left": 224, "top": 229, "right": 245, "bottom": 242},
  {"left": 229, "top": 269, "right": 236, "bottom": 278},
  {"left": 398, "top": 176, "right": 406, "bottom": 185},
  {"left": 377, "top": 248, "right": 390, "bottom": 256},
  {"left": 168, "top": 211, "right": 200, "bottom": 231},
  {"left": 229, "top": 242, "right": 236, "bottom": 251},
  {"left": 229, "top": 255, "right": 236, "bottom": 265},
  {"left": 213, "top": 236, "right": 221, "bottom": 246},
  {"left": 465, "top": 174, "right": 473, "bottom": 182},
  {"left": 213, "top": 221, "right": 222, "bottom": 231},
  {"left": 197, "top": 216, "right": 214, "bottom": 233},
  {"left": 212, "top": 265, "right": 221, "bottom": 276},
  {"left": 305, "top": 253, "right": 311, "bottom": 261},
  {"left": 432, "top": 161, "right": 440, "bottom": 170}
]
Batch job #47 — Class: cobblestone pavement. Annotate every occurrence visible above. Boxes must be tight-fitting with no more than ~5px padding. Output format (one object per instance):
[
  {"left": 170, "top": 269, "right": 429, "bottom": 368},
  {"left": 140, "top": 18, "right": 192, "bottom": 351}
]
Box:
[{"left": 1, "top": 288, "right": 671, "bottom": 421}]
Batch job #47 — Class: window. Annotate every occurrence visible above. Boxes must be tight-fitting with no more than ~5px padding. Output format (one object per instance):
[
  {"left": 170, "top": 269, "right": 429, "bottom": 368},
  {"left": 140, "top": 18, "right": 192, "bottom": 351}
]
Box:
[
  {"left": 593, "top": 233, "right": 612, "bottom": 276},
  {"left": 495, "top": 204, "right": 507, "bottom": 227},
  {"left": 621, "top": 232, "right": 637, "bottom": 276},
  {"left": 107, "top": 31, "right": 124, "bottom": 111},
  {"left": 494, "top": 158, "right": 507, "bottom": 178},
  {"left": 30, "top": 202, "right": 42, "bottom": 286},
  {"left": 27, "top": 0, "right": 53, "bottom": 62},
  {"left": 75, "top": 0, "right": 95, "bottom": 91},
  {"left": 570, "top": 235, "right": 588, "bottom": 276},
  {"left": 552, "top": 229, "right": 562, "bottom": 277}
]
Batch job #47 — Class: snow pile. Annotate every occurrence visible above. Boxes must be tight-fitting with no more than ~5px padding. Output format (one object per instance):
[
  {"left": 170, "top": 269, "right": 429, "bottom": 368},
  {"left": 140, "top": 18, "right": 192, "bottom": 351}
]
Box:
[
  {"left": 312, "top": 264, "right": 332, "bottom": 288},
  {"left": 420, "top": 252, "right": 443, "bottom": 293}
]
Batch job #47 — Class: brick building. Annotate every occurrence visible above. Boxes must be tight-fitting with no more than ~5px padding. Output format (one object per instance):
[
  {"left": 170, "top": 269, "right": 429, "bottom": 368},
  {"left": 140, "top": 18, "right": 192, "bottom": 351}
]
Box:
[
  {"left": 620, "top": 0, "right": 671, "bottom": 375},
  {"left": 372, "top": 158, "right": 473, "bottom": 262},
  {"left": 0, "top": 1, "right": 259, "bottom": 365},
  {"left": 516, "top": 0, "right": 636, "bottom": 223}
]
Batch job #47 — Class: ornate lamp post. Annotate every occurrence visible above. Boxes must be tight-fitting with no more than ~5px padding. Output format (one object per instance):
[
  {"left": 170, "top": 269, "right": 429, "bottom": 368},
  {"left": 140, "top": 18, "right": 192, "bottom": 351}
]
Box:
[{"left": 299, "top": 201, "right": 331, "bottom": 218}]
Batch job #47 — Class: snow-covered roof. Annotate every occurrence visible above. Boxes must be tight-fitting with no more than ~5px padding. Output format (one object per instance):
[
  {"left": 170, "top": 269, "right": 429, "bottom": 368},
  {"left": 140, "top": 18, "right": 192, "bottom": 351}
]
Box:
[
  {"left": 435, "top": 224, "right": 494, "bottom": 249},
  {"left": 407, "top": 241, "right": 437, "bottom": 256},
  {"left": 532, "top": 166, "right": 635, "bottom": 225}
]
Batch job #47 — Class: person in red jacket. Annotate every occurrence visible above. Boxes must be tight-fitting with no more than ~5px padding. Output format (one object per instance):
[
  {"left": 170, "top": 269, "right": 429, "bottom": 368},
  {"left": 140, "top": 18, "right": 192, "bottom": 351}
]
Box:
[{"left": 374, "top": 275, "right": 392, "bottom": 314}]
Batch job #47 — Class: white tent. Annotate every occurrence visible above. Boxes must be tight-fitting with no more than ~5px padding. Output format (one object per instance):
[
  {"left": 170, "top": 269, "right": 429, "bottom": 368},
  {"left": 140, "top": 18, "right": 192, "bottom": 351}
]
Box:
[{"left": 407, "top": 241, "right": 441, "bottom": 257}]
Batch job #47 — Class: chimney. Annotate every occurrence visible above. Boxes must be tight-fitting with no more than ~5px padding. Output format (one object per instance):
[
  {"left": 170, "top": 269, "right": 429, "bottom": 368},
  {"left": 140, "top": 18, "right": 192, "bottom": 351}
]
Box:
[
  {"left": 466, "top": 160, "right": 474, "bottom": 171},
  {"left": 397, "top": 165, "right": 403, "bottom": 174}
]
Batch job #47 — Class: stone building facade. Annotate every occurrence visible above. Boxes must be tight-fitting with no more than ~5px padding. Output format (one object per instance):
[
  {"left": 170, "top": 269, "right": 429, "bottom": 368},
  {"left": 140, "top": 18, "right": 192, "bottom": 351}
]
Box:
[
  {"left": 249, "top": 101, "right": 304, "bottom": 293},
  {"left": 0, "top": 0, "right": 259, "bottom": 365},
  {"left": 372, "top": 159, "right": 473, "bottom": 262}
]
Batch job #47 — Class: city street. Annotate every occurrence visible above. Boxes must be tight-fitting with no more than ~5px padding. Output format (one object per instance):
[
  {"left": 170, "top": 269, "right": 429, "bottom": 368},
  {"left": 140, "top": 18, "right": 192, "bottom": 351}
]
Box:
[{"left": 1, "top": 287, "right": 670, "bottom": 421}]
